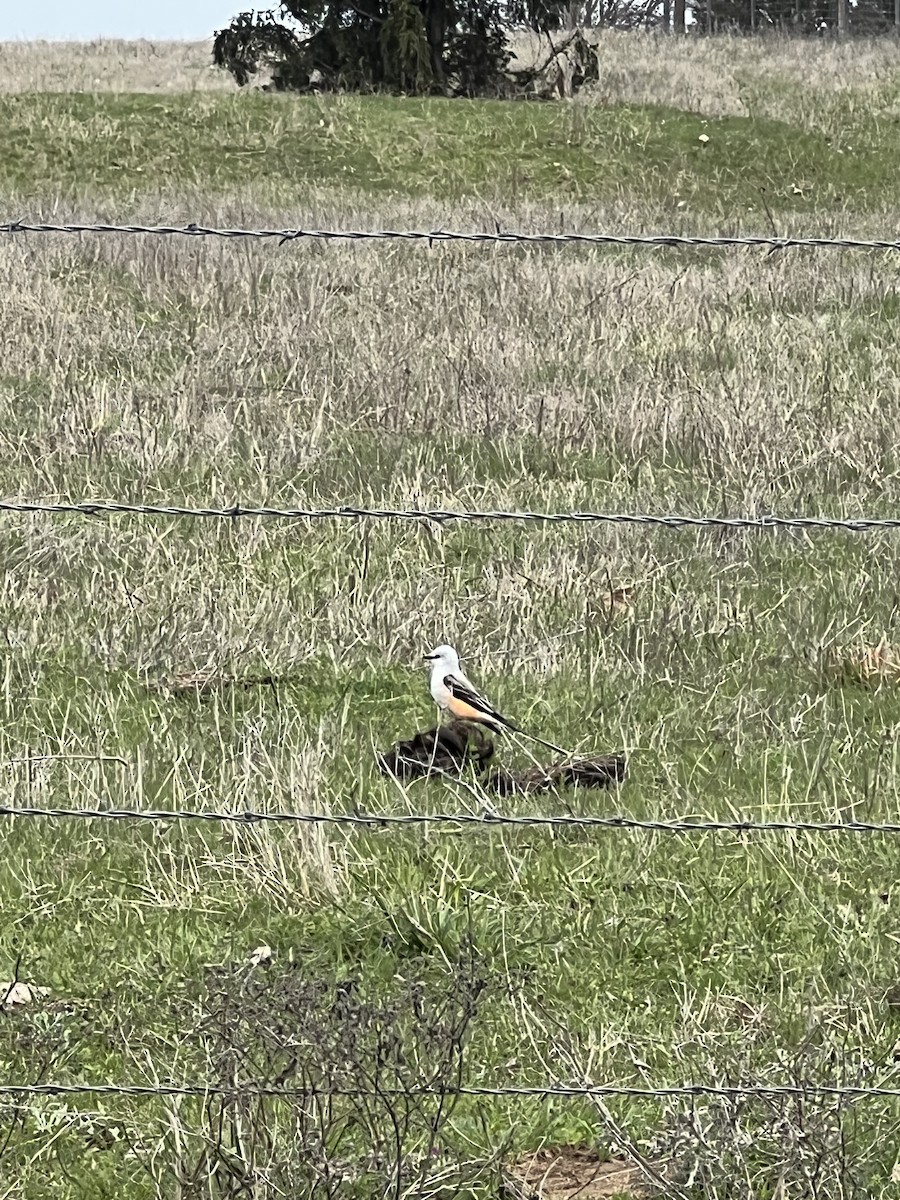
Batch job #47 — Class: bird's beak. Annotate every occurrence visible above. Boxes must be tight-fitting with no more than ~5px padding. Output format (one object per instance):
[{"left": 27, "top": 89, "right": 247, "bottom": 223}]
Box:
[{"left": 423, "top": 654, "right": 435, "bottom": 661}]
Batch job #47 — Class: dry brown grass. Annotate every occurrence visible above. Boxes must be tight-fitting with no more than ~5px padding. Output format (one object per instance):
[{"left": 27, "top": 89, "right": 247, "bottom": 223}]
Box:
[
  {"left": 2, "top": 30, "right": 899, "bottom": 133},
  {"left": 1, "top": 181, "right": 898, "bottom": 723},
  {"left": 2, "top": 191, "right": 898, "bottom": 484},
  {"left": 0, "top": 38, "right": 228, "bottom": 94},
  {"left": 0, "top": 188, "right": 898, "bottom": 687},
  {"left": 1, "top": 188, "right": 898, "bottom": 741},
  {"left": 823, "top": 638, "right": 900, "bottom": 686},
  {"left": 589, "top": 29, "right": 900, "bottom": 123}
]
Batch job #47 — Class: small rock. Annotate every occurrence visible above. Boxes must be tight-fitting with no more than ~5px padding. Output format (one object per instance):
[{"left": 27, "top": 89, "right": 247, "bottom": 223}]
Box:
[
  {"left": 246, "top": 945, "right": 273, "bottom": 967},
  {"left": 1, "top": 982, "right": 50, "bottom": 1009}
]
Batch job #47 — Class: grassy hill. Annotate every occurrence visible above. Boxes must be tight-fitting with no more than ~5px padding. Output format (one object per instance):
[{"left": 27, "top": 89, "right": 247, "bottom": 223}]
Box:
[{"left": 3, "top": 86, "right": 900, "bottom": 213}]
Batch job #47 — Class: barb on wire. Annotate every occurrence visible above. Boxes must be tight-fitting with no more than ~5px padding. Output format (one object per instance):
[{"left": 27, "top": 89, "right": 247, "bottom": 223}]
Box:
[
  {"left": 1, "top": 1080, "right": 900, "bottom": 1101},
  {"left": 2, "top": 803, "right": 900, "bottom": 834},
  {"left": 3, "top": 220, "right": 900, "bottom": 253},
  {"left": 1, "top": 498, "right": 900, "bottom": 531}
]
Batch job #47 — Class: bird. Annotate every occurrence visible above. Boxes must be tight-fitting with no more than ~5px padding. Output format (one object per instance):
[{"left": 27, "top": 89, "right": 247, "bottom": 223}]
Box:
[{"left": 423, "top": 644, "right": 568, "bottom": 757}]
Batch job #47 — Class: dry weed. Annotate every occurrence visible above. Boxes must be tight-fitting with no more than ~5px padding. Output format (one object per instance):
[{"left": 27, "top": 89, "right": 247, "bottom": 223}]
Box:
[
  {"left": 588, "top": 29, "right": 900, "bottom": 127},
  {"left": 823, "top": 637, "right": 900, "bottom": 687},
  {"left": 0, "top": 38, "right": 227, "bottom": 93}
]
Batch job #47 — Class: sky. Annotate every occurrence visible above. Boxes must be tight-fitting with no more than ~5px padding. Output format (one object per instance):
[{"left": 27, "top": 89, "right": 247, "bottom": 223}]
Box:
[{"left": 0, "top": 0, "right": 237, "bottom": 41}]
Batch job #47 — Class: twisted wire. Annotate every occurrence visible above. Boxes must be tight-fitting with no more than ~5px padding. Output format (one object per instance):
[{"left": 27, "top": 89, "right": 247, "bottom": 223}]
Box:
[
  {"left": 1, "top": 498, "right": 900, "bottom": 530},
  {"left": 2, "top": 804, "right": 900, "bottom": 834},
  {"left": 3, "top": 220, "right": 900, "bottom": 253},
  {"left": 0, "top": 1080, "right": 898, "bottom": 1100}
]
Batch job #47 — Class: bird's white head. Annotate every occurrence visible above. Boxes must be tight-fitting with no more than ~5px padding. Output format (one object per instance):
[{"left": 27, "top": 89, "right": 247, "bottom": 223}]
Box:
[{"left": 423, "top": 644, "right": 460, "bottom": 671}]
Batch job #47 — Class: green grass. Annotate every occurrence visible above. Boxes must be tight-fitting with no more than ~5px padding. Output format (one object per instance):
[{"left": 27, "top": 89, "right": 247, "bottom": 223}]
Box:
[
  {"left": 3, "top": 90, "right": 899, "bottom": 212},
  {"left": 3, "top": 496, "right": 900, "bottom": 1193},
  {"left": 3, "top": 40, "right": 900, "bottom": 1197}
]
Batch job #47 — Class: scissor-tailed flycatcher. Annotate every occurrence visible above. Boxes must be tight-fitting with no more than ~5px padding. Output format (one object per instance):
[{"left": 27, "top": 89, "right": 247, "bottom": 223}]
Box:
[{"left": 423, "top": 644, "right": 568, "bottom": 757}]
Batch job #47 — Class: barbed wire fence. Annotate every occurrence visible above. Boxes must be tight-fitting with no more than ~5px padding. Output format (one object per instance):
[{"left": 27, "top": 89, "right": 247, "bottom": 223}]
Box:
[
  {"left": 6, "top": 215, "right": 900, "bottom": 1176},
  {"left": 2, "top": 498, "right": 900, "bottom": 529},
  {"left": 4, "top": 220, "right": 900, "bottom": 253},
  {"left": 1, "top": 1080, "right": 900, "bottom": 1101},
  {"left": 3, "top": 803, "right": 900, "bottom": 834}
]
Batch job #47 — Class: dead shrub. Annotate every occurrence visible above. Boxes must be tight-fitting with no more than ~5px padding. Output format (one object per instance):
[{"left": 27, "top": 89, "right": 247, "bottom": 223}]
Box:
[{"left": 141, "top": 950, "right": 491, "bottom": 1198}]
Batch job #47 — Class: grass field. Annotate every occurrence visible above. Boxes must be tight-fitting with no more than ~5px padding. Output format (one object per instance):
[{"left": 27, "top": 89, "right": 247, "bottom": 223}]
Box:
[{"left": 2, "top": 31, "right": 900, "bottom": 1200}]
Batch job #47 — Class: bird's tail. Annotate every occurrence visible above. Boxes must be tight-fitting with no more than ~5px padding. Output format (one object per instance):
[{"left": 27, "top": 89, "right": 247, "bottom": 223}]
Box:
[{"left": 499, "top": 718, "right": 570, "bottom": 759}]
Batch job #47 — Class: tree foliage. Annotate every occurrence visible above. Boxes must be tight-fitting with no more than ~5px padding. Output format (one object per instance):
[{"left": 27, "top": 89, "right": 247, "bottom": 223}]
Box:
[{"left": 212, "top": 0, "right": 574, "bottom": 96}]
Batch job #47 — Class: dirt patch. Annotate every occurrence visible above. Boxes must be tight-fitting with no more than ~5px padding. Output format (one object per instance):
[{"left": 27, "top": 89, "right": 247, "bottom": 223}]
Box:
[
  {"left": 506, "top": 1146, "right": 640, "bottom": 1199},
  {"left": 378, "top": 719, "right": 626, "bottom": 794},
  {"left": 150, "top": 671, "right": 286, "bottom": 697}
]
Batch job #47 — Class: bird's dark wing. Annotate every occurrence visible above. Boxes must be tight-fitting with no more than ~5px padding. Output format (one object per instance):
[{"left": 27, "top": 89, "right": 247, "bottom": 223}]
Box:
[{"left": 443, "top": 673, "right": 516, "bottom": 729}]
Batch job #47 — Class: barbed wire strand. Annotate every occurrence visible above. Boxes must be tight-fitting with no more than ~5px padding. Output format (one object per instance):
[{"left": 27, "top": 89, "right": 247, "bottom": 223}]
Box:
[
  {"left": 2, "top": 498, "right": 900, "bottom": 530},
  {"left": 3, "top": 221, "right": 900, "bottom": 253},
  {"left": 3, "top": 804, "right": 900, "bottom": 834},
  {"left": 1, "top": 1080, "right": 899, "bottom": 1101}
]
